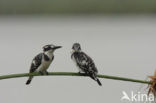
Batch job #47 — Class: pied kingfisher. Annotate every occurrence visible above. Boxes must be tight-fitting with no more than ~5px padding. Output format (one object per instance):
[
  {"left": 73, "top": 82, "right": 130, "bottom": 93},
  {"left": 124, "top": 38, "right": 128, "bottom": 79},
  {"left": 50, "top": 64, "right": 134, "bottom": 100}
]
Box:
[
  {"left": 26, "top": 44, "right": 62, "bottom": 85},
  {"left": 71, "top": 43, "right": 102, "bottom": 86}
]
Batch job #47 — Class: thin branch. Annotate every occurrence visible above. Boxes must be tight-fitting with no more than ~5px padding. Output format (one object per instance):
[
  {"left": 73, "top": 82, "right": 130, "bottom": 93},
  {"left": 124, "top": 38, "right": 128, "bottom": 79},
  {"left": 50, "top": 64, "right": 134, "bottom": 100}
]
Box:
[{"left": 0, "top": 72, "right": 151, "bottom": 84}]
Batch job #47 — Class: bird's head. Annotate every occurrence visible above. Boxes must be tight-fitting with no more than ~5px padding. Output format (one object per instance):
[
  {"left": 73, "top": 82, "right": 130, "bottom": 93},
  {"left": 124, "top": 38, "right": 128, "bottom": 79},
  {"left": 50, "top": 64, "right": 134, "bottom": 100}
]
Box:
[
  {"left": 43, "top": 44, "right": 62, "bottom": 53},
  {"left": 72, "top": 43, "right": 81, "bottom": 52}
]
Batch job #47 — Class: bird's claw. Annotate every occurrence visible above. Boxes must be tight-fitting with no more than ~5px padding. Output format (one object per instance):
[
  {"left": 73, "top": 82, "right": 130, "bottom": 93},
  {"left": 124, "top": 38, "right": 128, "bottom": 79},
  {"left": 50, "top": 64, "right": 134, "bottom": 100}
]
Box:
[
  {"left": 39, "top": 71, "right": 44, "bottom": 75},
  {"left": 45, "top": 71, "right": 49, "bottom": 75}
]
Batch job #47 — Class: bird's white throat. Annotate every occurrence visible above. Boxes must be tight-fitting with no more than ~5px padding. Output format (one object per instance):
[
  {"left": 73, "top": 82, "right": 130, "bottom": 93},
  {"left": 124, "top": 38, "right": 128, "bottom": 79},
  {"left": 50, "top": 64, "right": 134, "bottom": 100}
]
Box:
[
  {"left": 44, "top": 50, "right": 54, "bottom": 60},
  {"left": 71, "top": 50, "right": 81, "bottom": 53}
]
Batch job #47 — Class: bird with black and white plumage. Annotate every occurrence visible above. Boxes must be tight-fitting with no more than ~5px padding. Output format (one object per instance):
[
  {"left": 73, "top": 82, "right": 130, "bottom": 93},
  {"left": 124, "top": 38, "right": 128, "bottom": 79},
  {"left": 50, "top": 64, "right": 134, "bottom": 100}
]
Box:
[
  {"left": 71, "top": 43, "right": 102, "bottom": 86},
  {"left": 26, "top": 44, "right": 62, "bottom": 85}
]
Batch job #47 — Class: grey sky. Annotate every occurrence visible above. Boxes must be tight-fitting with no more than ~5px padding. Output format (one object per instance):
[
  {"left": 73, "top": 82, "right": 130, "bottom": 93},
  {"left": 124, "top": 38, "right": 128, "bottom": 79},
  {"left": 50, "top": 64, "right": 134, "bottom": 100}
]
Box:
[{"left": 0, "top": 15, "right": 156, "bottom": 103}]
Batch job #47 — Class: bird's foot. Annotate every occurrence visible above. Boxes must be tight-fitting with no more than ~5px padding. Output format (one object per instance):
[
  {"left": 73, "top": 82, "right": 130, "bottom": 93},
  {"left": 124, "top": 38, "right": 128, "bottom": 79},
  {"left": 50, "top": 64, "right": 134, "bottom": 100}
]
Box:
[
  {"left": 39, "top": 71, "right": 44, "bottom": 75},
  {"left": 45, "top": 71, "right": 49, "bottom": 75}
]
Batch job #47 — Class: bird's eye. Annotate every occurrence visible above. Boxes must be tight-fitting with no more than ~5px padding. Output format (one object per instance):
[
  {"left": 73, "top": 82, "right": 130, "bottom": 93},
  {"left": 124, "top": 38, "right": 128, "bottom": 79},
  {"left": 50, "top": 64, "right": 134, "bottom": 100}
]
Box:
[{"left": 72, "top": 46, "right": 74, "bottom": 49}]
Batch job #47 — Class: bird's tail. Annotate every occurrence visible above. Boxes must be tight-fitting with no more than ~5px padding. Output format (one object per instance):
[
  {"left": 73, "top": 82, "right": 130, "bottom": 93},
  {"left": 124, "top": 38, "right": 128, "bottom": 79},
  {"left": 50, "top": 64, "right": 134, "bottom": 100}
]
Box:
[
  {"left": 26, "top": 76, "right": 33, "bottom": 85},
  {"left": 89, "top": 73, "right": 102, "bottom": 86},
  {"left": 96, "top": 78, "right": 102, "bottom": 86}
]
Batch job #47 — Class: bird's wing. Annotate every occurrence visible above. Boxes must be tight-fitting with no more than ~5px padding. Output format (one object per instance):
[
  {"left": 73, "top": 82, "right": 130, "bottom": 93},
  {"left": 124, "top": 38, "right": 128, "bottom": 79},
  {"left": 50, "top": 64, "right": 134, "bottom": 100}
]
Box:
[
  {"left": 74, "top": 52, "right": 98, "bottom": 74},
  {"left": 29, "top": 53, "right": 43, "bottom": 73}
]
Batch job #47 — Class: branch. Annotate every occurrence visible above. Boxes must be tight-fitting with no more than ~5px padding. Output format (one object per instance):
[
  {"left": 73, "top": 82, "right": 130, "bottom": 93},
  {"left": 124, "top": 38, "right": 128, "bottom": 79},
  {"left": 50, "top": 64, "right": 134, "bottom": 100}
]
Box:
[{"left": 0, "top": 72, "right": 151, "bottom": 84}]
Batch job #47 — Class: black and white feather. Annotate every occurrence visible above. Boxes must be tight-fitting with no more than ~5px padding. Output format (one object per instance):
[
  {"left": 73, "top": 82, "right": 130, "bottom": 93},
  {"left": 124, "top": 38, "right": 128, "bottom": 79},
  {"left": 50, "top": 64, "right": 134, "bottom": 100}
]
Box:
[
  {"left": 26, "top": 44, "right": 62, "bottom": 85},
  {"left": 71, "top": 43, "right": 102, "bottom": 86}
]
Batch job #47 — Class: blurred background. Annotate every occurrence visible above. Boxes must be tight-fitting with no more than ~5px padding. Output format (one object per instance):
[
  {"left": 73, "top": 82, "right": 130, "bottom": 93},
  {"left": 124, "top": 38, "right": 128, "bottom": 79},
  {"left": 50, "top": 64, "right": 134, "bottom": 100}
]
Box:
[
  {"left": 0, "top": 0, "right": 156, "bottom": 103},
  {"left": 0, "top": 0, "right": 156, "bottom": 14}
]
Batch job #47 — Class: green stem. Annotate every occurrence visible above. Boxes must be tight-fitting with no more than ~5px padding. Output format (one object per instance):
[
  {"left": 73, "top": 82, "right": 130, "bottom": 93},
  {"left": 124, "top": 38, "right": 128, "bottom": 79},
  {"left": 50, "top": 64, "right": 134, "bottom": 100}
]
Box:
[{"left": 0, "top": 72, "right": 151, "bottom": 84}]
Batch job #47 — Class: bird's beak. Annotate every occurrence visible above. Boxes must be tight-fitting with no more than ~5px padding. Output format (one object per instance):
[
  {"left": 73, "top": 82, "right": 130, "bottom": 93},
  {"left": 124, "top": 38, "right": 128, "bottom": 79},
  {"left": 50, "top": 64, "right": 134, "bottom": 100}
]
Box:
[{"left": 54, "top": 46, "right": 62, "bottom": 49}]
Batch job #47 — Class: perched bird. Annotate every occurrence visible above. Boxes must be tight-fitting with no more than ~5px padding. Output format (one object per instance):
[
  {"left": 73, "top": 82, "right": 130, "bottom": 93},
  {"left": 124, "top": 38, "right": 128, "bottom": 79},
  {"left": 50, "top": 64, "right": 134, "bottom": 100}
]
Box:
[
  {"left": 26, "top": 44, "right": 62, "bottom": 85},
  {"left": 71, "top": 43, "right": 102, "bottom": 86}
]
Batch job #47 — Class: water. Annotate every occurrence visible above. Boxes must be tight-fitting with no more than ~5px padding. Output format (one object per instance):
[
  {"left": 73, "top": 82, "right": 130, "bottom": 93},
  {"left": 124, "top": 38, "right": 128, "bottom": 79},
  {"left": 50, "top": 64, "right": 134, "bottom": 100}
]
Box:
[{"left": 0, "top": 15, "right": 156, "bottom": 103}]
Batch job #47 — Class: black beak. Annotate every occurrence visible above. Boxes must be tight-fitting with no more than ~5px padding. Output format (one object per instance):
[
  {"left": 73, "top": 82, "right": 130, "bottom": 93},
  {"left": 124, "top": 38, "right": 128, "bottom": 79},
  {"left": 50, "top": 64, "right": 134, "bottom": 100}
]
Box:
[{"left": 54, "top": 46, "right": 62, "bottom": 49}]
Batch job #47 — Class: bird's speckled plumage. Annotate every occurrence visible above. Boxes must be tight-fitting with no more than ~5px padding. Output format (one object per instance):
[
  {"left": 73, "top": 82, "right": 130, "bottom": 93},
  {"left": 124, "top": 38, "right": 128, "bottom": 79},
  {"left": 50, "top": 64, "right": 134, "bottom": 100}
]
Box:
[{"left": 71, "top": 43, "right": 102, "bottom": 86}]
